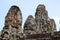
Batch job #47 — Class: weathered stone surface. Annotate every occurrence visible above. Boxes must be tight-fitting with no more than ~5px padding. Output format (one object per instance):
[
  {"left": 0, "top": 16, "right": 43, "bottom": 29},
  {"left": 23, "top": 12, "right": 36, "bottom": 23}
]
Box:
[
  {"left": 5, "top": 5, "right": 22, "bottom": 31},
  {"left": 35, "top": 4, "right": 48, "bottom": 33},
  {"left": 0, "top": 4, "right": 57, "bottom": 40},
  {"left": 49, "top": 19, "right": 56, "bottom": 32},
  {"left": 24, "top": 15, "right": 37, "bottom": 35},
  {"left": 35, "top": 4, "right": 56, "bottom": 33},
  {"left": 0, "top": 5, "right": 22, "bottom": 40}
]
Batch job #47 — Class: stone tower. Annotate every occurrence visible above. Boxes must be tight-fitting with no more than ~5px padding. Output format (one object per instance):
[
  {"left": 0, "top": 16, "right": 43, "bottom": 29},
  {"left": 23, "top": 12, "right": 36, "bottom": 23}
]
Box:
[
  {"left": 0, "top": 4, "right": 57, "bottom": 40},
  {"left": 35, "top": 4, "right": 48, "bottom": 33},
  {"left": 35, "top": 4, "right": 56, "bottom": 33},
  {"left": 1, "top": 5, "right": 22, "bottom": 40},
  {"left": 24, "top": 15, "right": 37, "bottom": 35}
]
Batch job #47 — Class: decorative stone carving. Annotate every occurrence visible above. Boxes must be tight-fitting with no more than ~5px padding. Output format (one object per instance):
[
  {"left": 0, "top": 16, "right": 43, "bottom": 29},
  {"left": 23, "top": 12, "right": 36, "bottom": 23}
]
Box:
[
  {"left": 35, "top": 4, "right": 56, "bottom": 33},
  {"left": 1, "top": 5, "right": 22, "bottom": 40},
  {"left": 0, "top": 4, "right": 57, "bottom": 40},
  {"left": 24, "top": 15, "right": 37, "bottom": 35}
]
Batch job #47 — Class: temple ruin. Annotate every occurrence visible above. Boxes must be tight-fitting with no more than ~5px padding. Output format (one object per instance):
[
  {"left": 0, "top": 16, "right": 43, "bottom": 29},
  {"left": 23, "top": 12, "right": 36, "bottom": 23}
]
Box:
[{"left": 0, "top": 4, "right": 60, "bottom": 40}]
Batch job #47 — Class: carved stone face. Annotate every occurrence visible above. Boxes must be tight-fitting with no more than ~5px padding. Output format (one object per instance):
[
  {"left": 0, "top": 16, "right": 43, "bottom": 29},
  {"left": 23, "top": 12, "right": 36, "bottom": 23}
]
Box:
[
  {"left": 1, "top": 5, "right": 23, "bottom": 40},
  {"left": 5, "top": 6, "right": 22, "bottom": 29},
  {"left": 24, "top": 15, "right": 37, "bottom": 35}
]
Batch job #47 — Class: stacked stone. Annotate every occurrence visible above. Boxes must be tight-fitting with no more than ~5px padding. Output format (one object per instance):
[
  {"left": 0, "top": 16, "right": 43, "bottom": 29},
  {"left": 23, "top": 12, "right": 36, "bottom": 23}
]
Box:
[
  {"left": 35, "top": 4, "right": 56, "bottom": 33},
  {"left": 0, "top": 4, "right": 57, "bottom": 40},
  {"left": 35, "top": 4, "right": 48, "bottom": 33},
  {"left": 24, "top": 15, "right": 37, "bottom": 35},
  {"left": 49, "top": 19, "right": 56, "bottom": 32},
  {"left": 0, "top": 5, "right": 22, "bottom": 40},
  {"left": 24, "top": 4, "right": 56, "bottom": 35}
]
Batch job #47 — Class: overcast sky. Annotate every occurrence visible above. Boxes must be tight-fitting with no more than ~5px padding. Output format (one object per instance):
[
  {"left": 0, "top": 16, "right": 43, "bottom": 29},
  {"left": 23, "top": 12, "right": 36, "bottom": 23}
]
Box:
[{"left": 0, "top": 0, "right": 60, "bottom": 31}]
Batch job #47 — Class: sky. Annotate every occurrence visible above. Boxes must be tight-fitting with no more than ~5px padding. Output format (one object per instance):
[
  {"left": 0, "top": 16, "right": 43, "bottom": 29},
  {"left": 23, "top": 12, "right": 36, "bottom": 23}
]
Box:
[{"left": 0, "top": 0, "right": 60, "bottom": 31}]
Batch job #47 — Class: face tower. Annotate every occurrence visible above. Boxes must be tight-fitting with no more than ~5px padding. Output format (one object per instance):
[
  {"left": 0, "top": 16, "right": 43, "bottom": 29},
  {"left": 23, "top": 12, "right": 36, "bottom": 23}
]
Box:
[
  {"left": 35, "top": 4, "right": 48, "bottom": 33},
  {"left": 24, "top": 15, "right": 37, "bottom": 35},
  {"left": 1, "top": 5, "right": 22, "bottom": 40}
]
